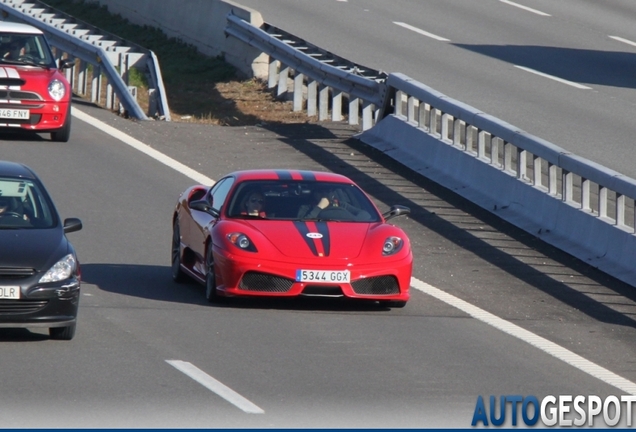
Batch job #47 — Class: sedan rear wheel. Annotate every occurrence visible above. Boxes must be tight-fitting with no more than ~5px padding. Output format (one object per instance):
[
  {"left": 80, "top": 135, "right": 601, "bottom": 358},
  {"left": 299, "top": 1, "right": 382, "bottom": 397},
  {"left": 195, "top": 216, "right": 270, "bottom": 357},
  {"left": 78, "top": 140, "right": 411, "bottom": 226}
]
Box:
[
  {"left": 205, "top": 242, "right": 222, "bottom": 303},
  {"left": 171, "top": 220, "right": 186, "bottom": 283},
  {"left": 49, "top": 323, "right": 76, "bottom": 340}
]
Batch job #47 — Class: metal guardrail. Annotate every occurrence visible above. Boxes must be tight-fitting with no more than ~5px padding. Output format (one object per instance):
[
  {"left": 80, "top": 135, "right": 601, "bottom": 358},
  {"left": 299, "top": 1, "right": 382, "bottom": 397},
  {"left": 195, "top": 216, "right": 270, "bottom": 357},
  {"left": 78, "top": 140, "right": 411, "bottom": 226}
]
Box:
[
  {"left": 383, "top": 72, "right": 636, "bottom": 235},
  {"left": 0, "top": 0, "right": 171, "bottom": 120},
  {"left": 225, "top": 12, "right": 387, "bottom": 131}
]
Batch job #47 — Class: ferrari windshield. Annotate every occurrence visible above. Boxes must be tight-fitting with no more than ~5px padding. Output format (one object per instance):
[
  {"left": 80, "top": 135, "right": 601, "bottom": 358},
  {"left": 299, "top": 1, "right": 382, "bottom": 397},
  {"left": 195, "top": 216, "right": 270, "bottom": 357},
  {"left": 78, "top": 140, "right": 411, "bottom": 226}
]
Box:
[
  {"left": 226, "top": 180, "right": 381, "bottom": 222},
  {"left": 0, "top": 33, "right": 55, "bottom": 67},
  {"left": 0, "top": 177, "right": 56, "bottom": 229}
]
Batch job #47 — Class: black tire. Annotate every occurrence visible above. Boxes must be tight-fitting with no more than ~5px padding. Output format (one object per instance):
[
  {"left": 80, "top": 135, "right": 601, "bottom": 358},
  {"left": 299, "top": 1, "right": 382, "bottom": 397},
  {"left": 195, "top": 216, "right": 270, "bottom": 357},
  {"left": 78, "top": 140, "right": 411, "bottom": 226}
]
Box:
[
  {"left": 49, "top": 323, "right": 76, "bottom": 340},
  {"left": 171, "top": 219, "right": 186, "bottom": 283},
  {"left": 205, "top": 242, "right": 221, "bottom": 303},
  {"left": 379, "top": 300, "right": 407, "bottom": 309},
  {"left": 50, "top": 105, "right": 71, "bottom": 142}
]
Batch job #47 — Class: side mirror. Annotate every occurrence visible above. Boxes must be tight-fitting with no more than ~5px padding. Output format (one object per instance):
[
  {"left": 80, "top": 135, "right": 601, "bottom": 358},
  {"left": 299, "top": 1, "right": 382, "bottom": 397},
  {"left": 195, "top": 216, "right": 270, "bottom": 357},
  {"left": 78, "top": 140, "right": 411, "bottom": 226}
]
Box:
[
  {"left": 189, "top": 199, "right": 218, "bottom": 216},
  {"left": 63, "top": 217, "right": 82, "bottom": 234},
  {"left": 58, "top": 58, "right": 75, "bottom": 70},
  {"left": 383, "top": 205, "right": 410, "bottom": 222}
]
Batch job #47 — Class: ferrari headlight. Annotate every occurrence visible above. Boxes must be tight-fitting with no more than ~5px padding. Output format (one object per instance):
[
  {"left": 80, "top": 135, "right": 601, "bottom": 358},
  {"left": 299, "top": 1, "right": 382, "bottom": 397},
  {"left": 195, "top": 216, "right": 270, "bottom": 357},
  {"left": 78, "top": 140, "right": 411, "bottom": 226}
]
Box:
[
  {"left": 48, "top": 79, "right": 66, "bottom": 101},
  {"left": 39, "top": 254, "right": 76, "bottom": 283},
  {"left": 382, "top": 236, "right": 403, "bottom": 256},
  {"left": 227, "top": 232, "right": 257, "bottom": 252}
]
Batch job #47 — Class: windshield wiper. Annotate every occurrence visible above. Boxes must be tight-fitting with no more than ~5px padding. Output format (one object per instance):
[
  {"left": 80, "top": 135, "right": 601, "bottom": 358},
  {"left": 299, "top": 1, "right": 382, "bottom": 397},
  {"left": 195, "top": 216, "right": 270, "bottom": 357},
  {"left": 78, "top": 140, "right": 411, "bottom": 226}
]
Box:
[
  {"left": 0, "top": 58, "right": 46, "bottom": 68},
  {"left": 232, "top": 214, "right": 268, "bottom": 220}
]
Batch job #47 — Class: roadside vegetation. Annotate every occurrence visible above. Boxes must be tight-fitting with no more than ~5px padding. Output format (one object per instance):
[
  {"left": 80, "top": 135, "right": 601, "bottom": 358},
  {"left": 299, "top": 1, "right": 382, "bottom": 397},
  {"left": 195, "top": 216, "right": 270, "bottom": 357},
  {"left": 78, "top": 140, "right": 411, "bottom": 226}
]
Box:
[{"left": 43, "top": 0, "right": 309, "bottom": 125}]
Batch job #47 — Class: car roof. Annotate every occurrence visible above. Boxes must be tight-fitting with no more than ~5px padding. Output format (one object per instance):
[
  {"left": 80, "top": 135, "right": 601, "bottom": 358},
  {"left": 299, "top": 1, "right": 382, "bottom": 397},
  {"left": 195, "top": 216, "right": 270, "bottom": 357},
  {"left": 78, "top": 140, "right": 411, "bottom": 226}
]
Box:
[
  {"left": 0, "top": 160, "right": 37, "bottom": 179},
  {"left": 0, "top": 21, "right": 44, "bottom": 35},
  {"left": 230, "top": 169, "right": 354, "bottom": 184}
]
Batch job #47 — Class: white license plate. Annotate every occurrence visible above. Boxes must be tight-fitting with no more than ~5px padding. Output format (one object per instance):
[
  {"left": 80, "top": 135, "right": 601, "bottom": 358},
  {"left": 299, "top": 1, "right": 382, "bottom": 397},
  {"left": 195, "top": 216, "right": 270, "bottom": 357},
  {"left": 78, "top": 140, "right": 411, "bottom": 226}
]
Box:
[
  {"left": 0, "top": 109, "right": 29, "bottom": 119},
  {"left": 296, "top": 269, "right": 350, "bottom": 284},
  {"left": 0, "top": 286, "right": 20, "bottom": 299}
]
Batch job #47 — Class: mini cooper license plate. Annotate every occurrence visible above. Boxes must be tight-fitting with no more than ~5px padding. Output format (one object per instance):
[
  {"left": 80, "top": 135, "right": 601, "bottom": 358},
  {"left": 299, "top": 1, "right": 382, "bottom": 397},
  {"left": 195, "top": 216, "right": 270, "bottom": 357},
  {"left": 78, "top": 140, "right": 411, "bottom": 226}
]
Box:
[
  {"left": 0, "top": 286, "right": 20, "bottom": 299},
  {"left": 296, "top": 269, "right": 350, "bottom": 284},
  {"left": 0, "top": 109, "right": 29, "bottom": 119}
]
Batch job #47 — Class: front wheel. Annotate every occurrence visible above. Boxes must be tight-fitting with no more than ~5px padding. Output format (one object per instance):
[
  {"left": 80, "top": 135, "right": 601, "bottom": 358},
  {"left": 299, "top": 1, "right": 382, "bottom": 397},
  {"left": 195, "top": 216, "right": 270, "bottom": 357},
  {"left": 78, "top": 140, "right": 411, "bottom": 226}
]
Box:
[
  {"left": 50, "top": 105, "right": 71, "bottom": 142},
  {"left": 49, "top": 323, "right": 76, "bottom": 340},
  {"left": 205, "top": 242, "right": 222, "bottom": 303},
  {"left": 171, "top": 219, "right": 186, "bottom": 283}
]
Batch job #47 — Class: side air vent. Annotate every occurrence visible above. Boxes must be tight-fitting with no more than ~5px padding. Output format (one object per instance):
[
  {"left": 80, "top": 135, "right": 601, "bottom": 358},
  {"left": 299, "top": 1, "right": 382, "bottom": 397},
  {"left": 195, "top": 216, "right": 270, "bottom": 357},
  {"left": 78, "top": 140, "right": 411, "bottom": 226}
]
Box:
[{"left": 0, "top": 78, "right": 26, "bottom": 86}]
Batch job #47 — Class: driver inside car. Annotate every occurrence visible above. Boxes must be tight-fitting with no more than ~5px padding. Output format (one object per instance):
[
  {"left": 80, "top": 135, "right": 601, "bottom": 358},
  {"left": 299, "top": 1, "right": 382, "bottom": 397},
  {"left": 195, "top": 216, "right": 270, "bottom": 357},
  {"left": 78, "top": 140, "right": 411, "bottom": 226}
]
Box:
[
  {"left": 297, "top": 188, "right": 370, "bottom": 220},
  {"left": 1, "top": 36, "right": 27, "bottom": 60},
  {"left": 0, "top": 196, "right": 28, "bottom": 221}
]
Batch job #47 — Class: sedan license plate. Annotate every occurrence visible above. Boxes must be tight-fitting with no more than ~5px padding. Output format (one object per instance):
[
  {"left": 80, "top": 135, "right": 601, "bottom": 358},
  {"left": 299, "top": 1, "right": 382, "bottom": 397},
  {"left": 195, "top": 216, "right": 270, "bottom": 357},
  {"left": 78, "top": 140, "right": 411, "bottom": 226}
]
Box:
[
  {"left": 0, "top": 286, "right": 20, "bottom": 299},
  {"left": 0, "top": 109, "right": 29, "bottom": 119},
  {"left": 296, "top": 269, "right": 350, "bottom": 284}
]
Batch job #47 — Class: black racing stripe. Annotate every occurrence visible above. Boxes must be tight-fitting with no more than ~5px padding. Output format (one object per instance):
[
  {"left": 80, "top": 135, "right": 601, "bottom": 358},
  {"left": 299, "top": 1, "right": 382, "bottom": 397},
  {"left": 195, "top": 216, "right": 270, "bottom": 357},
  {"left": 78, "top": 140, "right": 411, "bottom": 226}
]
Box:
[
  {"left": 297, "top": 171, "right": 316, "bottom": 181},
  {"left": 293, "top": 221, "right": 319, "bottom": 256},
  {"left": 316, "top": 221, "right": 330, "bottom": 256},
  {"left": 274, "top": 170, "right": 293, "bottom": 180}
]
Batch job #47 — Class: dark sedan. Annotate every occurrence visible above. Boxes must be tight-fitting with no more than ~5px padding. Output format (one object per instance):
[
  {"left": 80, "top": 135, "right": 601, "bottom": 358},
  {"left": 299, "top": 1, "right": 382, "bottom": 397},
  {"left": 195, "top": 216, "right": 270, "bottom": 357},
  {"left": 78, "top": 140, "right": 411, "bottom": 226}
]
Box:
[{"left": 0, "top": 161, "right": 82, "bottom": 340}]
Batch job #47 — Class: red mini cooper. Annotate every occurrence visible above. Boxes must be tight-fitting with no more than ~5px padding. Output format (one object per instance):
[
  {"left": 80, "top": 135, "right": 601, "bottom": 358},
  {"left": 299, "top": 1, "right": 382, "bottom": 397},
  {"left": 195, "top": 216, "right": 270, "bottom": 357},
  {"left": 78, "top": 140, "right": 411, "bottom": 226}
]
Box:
[{"left": 0, "top": 21, "right": 73, "bottom": 142}]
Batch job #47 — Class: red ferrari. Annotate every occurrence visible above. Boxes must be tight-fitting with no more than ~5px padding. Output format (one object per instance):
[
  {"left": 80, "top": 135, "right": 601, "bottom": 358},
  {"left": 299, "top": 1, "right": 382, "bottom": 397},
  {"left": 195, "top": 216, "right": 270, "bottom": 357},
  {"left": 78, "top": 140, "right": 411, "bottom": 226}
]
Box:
[
  {"left": 0, "top": 22, "right": 73, "bottom": 142},
  {"left": 171, "top": 169, "right": 412, "bottom": 307}
]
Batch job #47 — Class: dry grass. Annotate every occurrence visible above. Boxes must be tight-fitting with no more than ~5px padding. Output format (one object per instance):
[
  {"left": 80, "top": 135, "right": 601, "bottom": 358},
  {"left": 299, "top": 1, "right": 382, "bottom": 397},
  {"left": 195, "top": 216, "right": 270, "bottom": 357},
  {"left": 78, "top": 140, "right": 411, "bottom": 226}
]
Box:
[{"left": 168, "top": 77, "right": 316, "bottom": 126}]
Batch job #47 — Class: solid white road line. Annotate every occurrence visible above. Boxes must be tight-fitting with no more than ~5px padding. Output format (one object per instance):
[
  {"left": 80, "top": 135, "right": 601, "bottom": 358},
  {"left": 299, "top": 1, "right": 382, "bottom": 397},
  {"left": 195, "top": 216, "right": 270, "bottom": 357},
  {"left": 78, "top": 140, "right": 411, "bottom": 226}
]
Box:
[
  {"left": 393, "top": 22, "right": 450, "bottom": 42},
  {"left": 411, "top": 278, "right": 636, "bottom": 395},
  {"left": 499, "top": 0, "right": 551, "bottom": 16},
  {"left": 73, "top": 106, "right": 635, "bottom": 394},
  {"left": 609, "top": 35, "right": 636, "bottom": 48},
  {"left": 514, "top": 65, "right": 592, "bottom": 89},
  {"left": 166, "top": 360, "right": 265, "bottom": 414},
  {"left": 71, "top": 107, "right": 215, "bottom": 186}
]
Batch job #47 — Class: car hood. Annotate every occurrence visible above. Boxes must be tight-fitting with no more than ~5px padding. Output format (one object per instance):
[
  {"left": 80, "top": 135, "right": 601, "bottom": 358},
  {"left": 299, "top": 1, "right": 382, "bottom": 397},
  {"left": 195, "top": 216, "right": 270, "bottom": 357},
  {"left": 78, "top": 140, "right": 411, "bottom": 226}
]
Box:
[
  {"left": 0, "top": 228, "right": 67, "bottom": 271},
  {"left": 246, "top": 220, "right": 371, "bottom": 259},
  {"left": 1, "top": 65, "right": 65, "bottom": 92}
]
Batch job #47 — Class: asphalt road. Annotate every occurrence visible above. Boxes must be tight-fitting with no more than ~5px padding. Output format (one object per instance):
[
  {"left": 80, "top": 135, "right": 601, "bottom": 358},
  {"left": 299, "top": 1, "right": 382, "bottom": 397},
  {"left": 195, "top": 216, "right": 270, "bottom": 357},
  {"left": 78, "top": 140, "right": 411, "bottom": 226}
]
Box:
[
  {"left": 235, "top": 0, "right": 636, "bottom": 180},
  {"left": 0, "top": 100, "right": 635, "bottom": 427}
]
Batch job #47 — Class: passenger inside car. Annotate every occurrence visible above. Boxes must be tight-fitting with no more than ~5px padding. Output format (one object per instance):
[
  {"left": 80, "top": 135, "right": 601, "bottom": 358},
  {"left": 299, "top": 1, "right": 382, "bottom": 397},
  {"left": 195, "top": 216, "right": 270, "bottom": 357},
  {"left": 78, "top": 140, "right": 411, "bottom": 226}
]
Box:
[
  {"left": 0, "top": 196, "right": 29, "bottom": 221},
  {"left": 0, "top": 36, "right": 27, "bottom": 60},
  {"left": 240, "top": 191, "right": 267, "bottom": 217}
]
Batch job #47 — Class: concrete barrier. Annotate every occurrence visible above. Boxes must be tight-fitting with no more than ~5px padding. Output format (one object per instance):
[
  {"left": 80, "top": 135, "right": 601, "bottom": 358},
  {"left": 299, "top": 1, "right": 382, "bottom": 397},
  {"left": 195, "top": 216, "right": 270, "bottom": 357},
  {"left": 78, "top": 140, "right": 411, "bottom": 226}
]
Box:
[
  {"left": 359, "top": 114, "right": 636, "bottom": 288},
  {"left": 88, "top": 0, "right": 268, "bottom": 78}
]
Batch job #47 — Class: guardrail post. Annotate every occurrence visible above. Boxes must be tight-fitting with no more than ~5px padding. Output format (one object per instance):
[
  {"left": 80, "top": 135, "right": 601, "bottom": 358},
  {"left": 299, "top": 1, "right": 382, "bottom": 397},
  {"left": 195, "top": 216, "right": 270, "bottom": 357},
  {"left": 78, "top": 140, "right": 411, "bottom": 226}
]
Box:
[
  {"left": 504, "top": 142, "right": 514, "bottom": 174},
  {"left": 319, "top": 84, "right": 329, "bottom": 121},
  {"left": 598, "top": 186, "right": 608, "bottom": 219},
  {"left": 293, "top": 72, "right": 304, "bottom": 112},
  {"left": 268, "top": 57, "right": 278, "bottom": 89},
  {"left": 616, "top": 193, "right": 626, "bottom": 227},
  {"left": 106, "top": 80, "right": 114, "bottom": 110},
  {"left": 307, "top": 80, "right": 317, "bottom": 117},
  {"left": 562, "top": 170, "right": 574, "bottom": 204},
  {"left": 332, "top": 89, "right": 343, "bottom": 122},
  {"left": 277, "top": 64, "right": 289, "bottom": 97},
  {"left": 91, "top": 64, "right": 102, "bottom": 104},
  {"left": 518, "top": 149, "right": 528, "bottom": 181},
  {"left": 77, "top": 60, "right": 87, "bottom": 96},
  {"left": 491, "top": 137, "right": 501, "bottom": 167},
  {"left": 407, "top": 95, "right": 415, "bottom": 123},
  {"left": 362, "top": 101, "right": 373, "bottom": 131},
  {"left": 478, "top": 130, "right": 487, "bottom": 160},
  {"left": 395, "top": 91, "right": 404, "bottom": 117},
  {"left": 348, "top": 96, "right": 359, "bottom": 126},
  {"left": 581, "top": 178, "right": 591, "bottom": 211}
]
